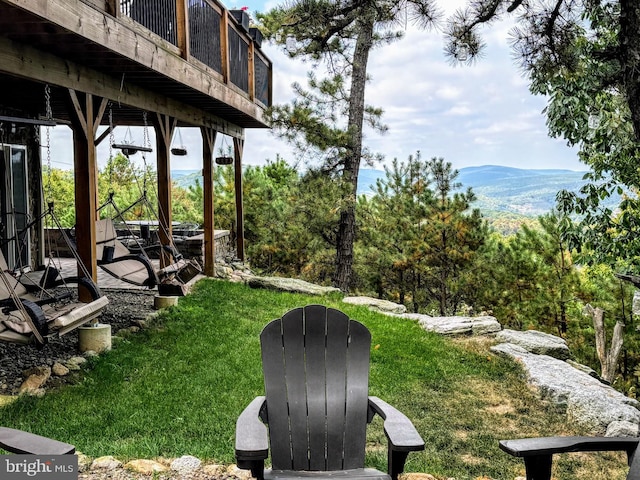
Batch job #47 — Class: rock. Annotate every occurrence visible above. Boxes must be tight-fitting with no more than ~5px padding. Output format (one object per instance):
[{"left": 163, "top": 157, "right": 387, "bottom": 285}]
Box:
[
  {"left": 22, "top": 365, "right": 51, "bottom": 378},
  {"left": 402, "top": 314, "right": 501, "bottom": 336},
  {"left": 52, "top": 362, "right": 70, "bottom": 377},
  {"left": 83, "top": 350, "right": 99, "bottom": 358},
  {"left": 202, "top": 464, "right": 227, "bottom": 476},
  {"left": 566, "top": 359, "right": 601, "bottom": 380},
  {"left": 227, "top": 464, "right": 253, "bottom": 480},
  {"left": 170, "top": 455, "right": 201, "bottom": 473},
  {"left": 91, "top": 456, "right": 122, "bottom": 471},
  {"left": 76, "top": 453, "right": 92, "bottom": 473},
  {"left": 496, "top": 329, "right": 571, "bottom": 360},
  {"left": 248, "top": 276, "right": 341, "bottom": 295},
  {"left": 65, "top": 356, "right": 87, "bottom": 371},
  {"left": 343, "top": 296, "right": 407, "bottom": 314},
  {"left": 491, "top": 343, "right": 640, "bottom": 433},
  {"left": 605, "top": 420, "right": 639, "bottom": 437},
  {"left": 18, "top": 366, "right": 50, "bottom": 395},
  {"left": 125, "top": 459, "right": 168, "bottom": 474}
]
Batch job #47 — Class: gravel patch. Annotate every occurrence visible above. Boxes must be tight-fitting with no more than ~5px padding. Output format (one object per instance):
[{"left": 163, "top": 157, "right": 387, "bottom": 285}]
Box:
[{"left": 0, "top": 288, "right": 157, "bottom": 394}]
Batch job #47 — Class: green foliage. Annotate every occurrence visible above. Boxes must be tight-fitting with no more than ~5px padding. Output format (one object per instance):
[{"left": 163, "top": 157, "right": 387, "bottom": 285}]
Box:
[
  {"left": 0, "top": 281, "right": 622, "bottom": 480},
  {"left": 356, "top": 153, "right": 488, "bottom": 315},
  {"left": 43, "top": 166, "right": 75, "bottom": 226}
]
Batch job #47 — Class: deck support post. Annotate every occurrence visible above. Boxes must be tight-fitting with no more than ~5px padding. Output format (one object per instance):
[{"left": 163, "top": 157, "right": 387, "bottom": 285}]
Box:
[
  {"left": 201, "top": 126, "right": 217, "bottom": 277},
  {"left": 233, "top": 137, "right": 245, "bottom": 261},
  {"left": 154, "top": 113, "right": 177, "bottom": 269},
  {"left": 67, "top": 89, "right": 108, "bottom": 301}
]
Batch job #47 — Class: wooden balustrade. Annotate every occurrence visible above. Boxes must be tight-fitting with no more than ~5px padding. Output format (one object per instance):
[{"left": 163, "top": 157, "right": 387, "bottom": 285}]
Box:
[{"left": 96, "top": 0, "right": 271, "bottom": 106}]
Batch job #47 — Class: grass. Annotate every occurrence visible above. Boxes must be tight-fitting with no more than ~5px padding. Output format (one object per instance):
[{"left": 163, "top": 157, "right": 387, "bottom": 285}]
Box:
[{"left": 0, "top": 279, "right": 630, "bottom": 479}]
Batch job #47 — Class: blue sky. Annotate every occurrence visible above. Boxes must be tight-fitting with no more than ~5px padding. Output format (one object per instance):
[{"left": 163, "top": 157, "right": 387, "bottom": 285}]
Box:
[{"left": 47, "top": 0, "right": 584, "bottom": 173}]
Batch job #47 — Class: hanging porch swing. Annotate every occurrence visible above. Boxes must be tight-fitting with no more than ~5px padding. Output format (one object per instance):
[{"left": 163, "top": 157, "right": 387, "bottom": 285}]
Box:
[{"left": 0, "top": 87, "right": 109, "bottom": 348}]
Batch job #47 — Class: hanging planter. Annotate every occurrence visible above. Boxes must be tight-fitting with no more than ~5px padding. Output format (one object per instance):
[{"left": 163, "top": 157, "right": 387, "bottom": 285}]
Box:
[
  {"left": 171, "top": 147, "right": 188, "bottom": 156},
  {"left": 112, "top": 144, "right": 153, "bottom": 157},
  {"left": 112, "top": 126, "right": 152, "bottom": 157},
  {"left": 215, "top": 156, "right": 234, "bottom": 165},
  {"left": 230, "top": 9, "right": 250, "bottom": 33},
  {"left": 171, "top": 128, "right": 188, "bottom": 156}
]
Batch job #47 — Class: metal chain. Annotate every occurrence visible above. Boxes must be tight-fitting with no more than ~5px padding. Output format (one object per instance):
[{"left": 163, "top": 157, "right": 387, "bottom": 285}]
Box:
[
  {"left": 44, "top": 84, "right": 53, "bottom": 203},
  {"left": 108, "top": 104, "right": 115, "bottom": 195}
]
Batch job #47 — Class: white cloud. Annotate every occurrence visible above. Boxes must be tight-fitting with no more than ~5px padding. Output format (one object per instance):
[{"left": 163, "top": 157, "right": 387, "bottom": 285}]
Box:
[{"left": 43, "top": 1, "right": 583, "bottom": 175}]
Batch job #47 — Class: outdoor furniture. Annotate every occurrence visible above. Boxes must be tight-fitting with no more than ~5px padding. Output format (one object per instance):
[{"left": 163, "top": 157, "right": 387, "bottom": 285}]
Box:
[
  {"left": 0, "top": 427, "right": 75, "bottom": 454},
  {"left": 0, "top": 250, "right": 109, "bottom": 346},
  {"left": 235, "top": 304, "right": 425, "bottom": 480},
  {"left": 499, "top": 436, "right": 640, "bottom": 480},
  {"left": 96, "top": 218, "right": 201, "bottom": 293},
  {"left": 96, "top": 218, "right": 159, "bottom": 288}
]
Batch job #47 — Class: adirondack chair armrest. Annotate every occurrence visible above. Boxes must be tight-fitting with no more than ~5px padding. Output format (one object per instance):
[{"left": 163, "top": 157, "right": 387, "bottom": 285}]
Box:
[
  {"left": 368, "top": 396, "right": 424, "bottom": 451},
  {"left": 0, "top": 427, "right": 75, "bottom": 455},
  {"left": 235, "top": 396, "right": 269, "bottom": 478},
  {"left": 368, "top": 396, "right": 425, "bottom": 480},
  {"left": 499, "top": 436, "right": 640, "bottom": 480}
]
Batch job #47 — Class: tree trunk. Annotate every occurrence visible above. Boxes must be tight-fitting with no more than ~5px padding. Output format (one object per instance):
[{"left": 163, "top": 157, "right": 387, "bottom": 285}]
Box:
[
  {"left": 584, "top": 304, "right": 624, "bottom": 384},
  {"left": 620, "top": 0, "right": 640, "bottom": 143},
  {"left": 333, "top": 13, "right": 374, "bottom": 293}
]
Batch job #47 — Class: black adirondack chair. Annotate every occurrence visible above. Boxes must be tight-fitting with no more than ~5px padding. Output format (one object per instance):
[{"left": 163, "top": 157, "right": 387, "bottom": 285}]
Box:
[
  {"left": 499, "top": 436, "right": 640, "bottom": 480},
  {"left": 0, "top": 427, "right": 75, "bottom": 455},
  {"left": 235, "top": 305, "right": 425, "bottom": 480}
]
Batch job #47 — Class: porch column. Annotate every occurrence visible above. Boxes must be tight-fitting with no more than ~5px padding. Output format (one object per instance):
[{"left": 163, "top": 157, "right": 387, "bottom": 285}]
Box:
[
  {"left": 233, "top": 137, "right": 244, "bottom": 261},
  {"left": 67, "top": 90, "right": 108, "bottom": 300},
  {"left": 201, "top": 127, "right": 216, "bottom": 276},
  {"left": 154, "top": 113, "right": 177, "bottom": 269}
]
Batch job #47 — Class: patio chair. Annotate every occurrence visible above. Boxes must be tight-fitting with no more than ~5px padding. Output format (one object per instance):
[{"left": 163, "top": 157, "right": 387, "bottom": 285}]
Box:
[
  {"left": 0, "top": 427, "right": 75, "bottom": 454},
  {"left": 235, "top": 305, "right": 425, "bottom": 480},
  {"left": 499, "top": 436, "right": 640, "bottom": 480}
]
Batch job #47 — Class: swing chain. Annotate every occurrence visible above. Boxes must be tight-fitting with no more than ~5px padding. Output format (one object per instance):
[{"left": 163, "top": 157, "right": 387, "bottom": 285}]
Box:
[
  {"left": 108, "top": 104, "right": 115, "bottom": 195},
  {"left": 44, "top": 84, "right": 53, "bottom": 203}
]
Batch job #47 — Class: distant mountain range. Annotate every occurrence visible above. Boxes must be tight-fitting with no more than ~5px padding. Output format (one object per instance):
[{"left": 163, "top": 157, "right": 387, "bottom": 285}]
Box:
[
  {"left": 359, "top": 165, "right": 602, "bottom": 217},
  {"left": 172, "top": 165, "right": 619, "bottom": 219}
]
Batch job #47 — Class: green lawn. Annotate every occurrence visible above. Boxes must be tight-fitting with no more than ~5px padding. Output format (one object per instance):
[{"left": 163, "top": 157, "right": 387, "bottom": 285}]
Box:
[{"left": 0, "top": 280, "right": 629, "bottom": 479}]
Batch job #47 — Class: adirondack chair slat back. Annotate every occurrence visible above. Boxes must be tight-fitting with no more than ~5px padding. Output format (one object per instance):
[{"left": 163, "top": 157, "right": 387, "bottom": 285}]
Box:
[{"left": 261, "top": 305, "right": 371, "bottom": 471}]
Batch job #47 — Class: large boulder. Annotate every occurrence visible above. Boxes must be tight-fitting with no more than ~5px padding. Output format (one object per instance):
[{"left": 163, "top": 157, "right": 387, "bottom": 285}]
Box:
[
  {"left": 496, "top": 329, "right": 571, "bottom": 360},
  {"left": 342, "top": 296, "right": 406, "bottom": 314},
  {"left": 400, "top": 314, "right": 501, "bottom": 336},
  {"left": 491, "top": 343, "right": 640, "bottom": 434},
  {"left": 247, "top": 276, "right": 341, "bottom": 296}
]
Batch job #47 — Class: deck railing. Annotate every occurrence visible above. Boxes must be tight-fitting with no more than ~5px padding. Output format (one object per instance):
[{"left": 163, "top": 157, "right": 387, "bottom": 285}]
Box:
[{"left": 103, "top": 0, "right": 271, "bottom": 107}]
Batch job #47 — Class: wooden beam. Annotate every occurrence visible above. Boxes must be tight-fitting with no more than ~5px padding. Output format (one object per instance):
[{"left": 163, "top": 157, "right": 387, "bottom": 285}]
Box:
[
  {"left": 0, "top": 0, "right": 266, "bottom": 125},
  {"left": 154, "top": 113, "right": 176, "bottom": 268},
  {"left": 176, "top": 0, "right": 190, "bottom": 60},
  {"left": 233, "top": 137, "right": 244, "bottom": 261},
  {"left": 221, "top": 10, "right": 230, "bottom": 84},
  {"left": 248, "top": 40, "right": 255, "bottom": 102},
  {"left": 68, "top": 90, "right": 101, "bottom": 299},
  {"left": 0, "top": 35, "right": 248, "bottom": 137},
  {"left": 201, "top": 126, "right": 217, "bottom": 277}
]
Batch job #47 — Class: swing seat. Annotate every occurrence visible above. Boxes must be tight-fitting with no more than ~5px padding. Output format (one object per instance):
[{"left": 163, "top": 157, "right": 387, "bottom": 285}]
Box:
[
  {"left": 0, "top": 251, "right": 109, "bottom": 346},
  {"left": 96, "top": 218, "right": 159, "bottom": 288},
  {"left": 96, "top": 218, "right": 202, "bottom": 290}
]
